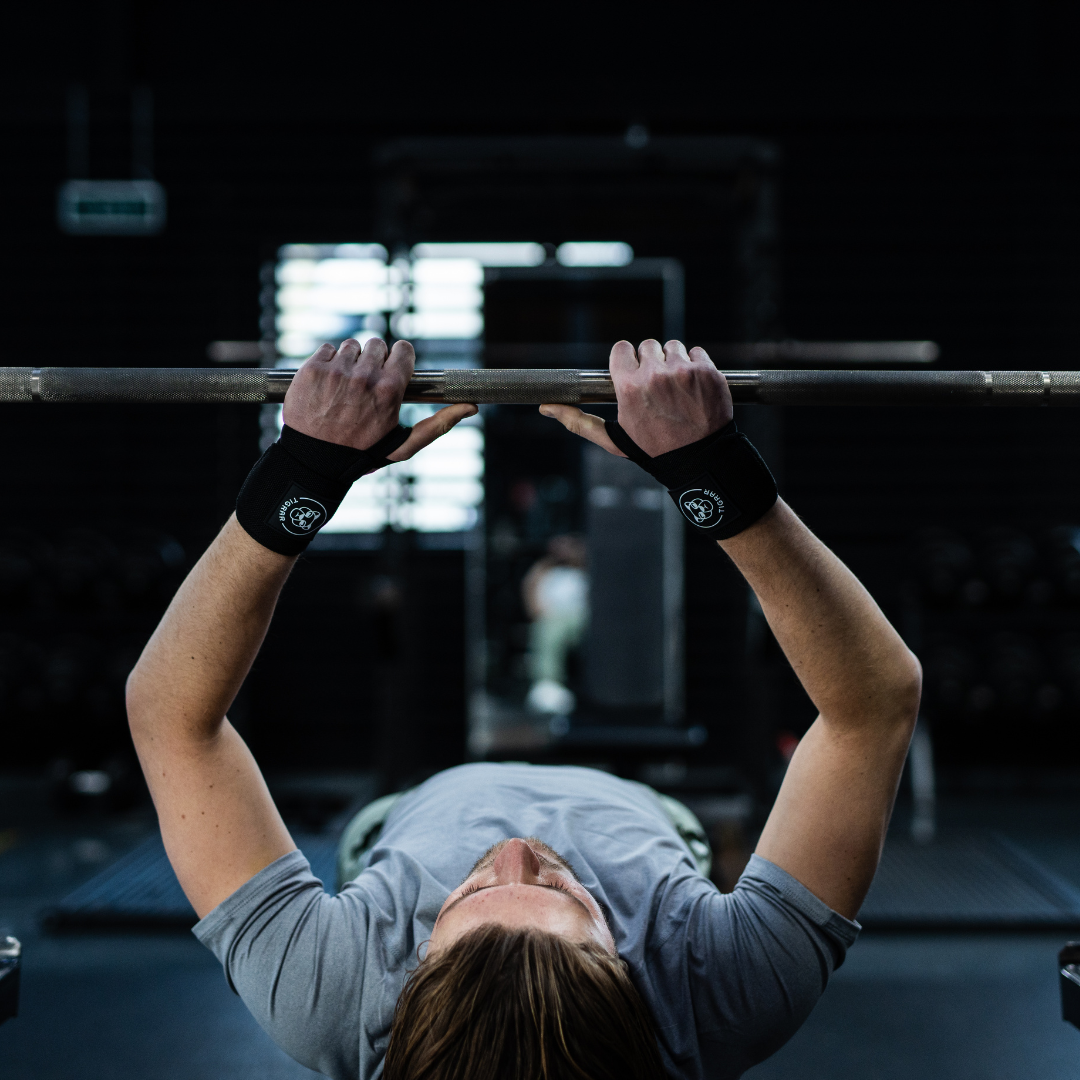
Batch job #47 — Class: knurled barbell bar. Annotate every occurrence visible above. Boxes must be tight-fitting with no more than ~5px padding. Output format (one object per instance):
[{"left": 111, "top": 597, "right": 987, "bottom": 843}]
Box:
[{"left": 4, "top": 368, "right": 1080, "bottom": 406}]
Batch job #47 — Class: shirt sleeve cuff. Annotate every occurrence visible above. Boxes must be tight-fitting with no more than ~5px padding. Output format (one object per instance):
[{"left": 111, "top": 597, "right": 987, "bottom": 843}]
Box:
[
  {"left": 192, "top": 849, "right": 315, "bottom": 954},
  {"left": 740, "top": 853, "right": 862, "bottom": 948}
]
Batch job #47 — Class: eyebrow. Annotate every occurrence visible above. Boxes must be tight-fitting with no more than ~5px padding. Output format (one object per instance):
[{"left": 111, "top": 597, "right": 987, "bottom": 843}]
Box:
[{"left": 439, "top": 882, "right": 592, "bottom": 924}]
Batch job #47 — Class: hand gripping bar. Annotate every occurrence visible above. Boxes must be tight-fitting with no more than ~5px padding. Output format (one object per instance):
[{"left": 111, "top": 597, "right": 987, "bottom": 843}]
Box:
[{"left": 3, "top": 368, "right": 1080, "bottom": 406}]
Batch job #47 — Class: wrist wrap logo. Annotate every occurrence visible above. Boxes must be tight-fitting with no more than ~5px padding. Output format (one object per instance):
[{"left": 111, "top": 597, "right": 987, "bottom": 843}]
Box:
[
  {"left": 274, "top": 485, "right": 328, "bottom": 535},
  {"left": 676, "top": 477, "right": 741, "bottom": 530}
]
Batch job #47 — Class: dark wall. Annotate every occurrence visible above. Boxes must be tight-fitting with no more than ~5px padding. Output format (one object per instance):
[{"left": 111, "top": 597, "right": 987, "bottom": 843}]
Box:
[
  {"left": 6, "top": 6, "right": 1080, "bottom": 365},
  {"left": 249, "top": 545, "right": 467, "bottom": 785},
  {"left": 6, "top": 5, "right": 1080, "bottom": 363}
]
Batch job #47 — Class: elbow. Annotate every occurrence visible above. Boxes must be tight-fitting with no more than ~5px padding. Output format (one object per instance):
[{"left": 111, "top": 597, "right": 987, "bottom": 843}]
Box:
[
  {"left": 889, "top": 648, "right": 923, "bottom": 731},
  {"left": 125, "top": 665, "right": 152, "bottom": 739}
]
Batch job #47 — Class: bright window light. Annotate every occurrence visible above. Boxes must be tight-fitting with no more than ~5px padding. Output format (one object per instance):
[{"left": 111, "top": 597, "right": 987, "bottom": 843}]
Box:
[
  {"left": 393, "top": 310, "right": 484, "bottom": 339},
  {"left": 324, "top": 499, "right": 389, "bottom": 533},
  {"left": 407, "top": 502, "right": 478, "bottom": 532},
  {"left": 278, "top": 243, "right": 388, "bottom": 261},
  {"left": 276, "top": 332, "right": 320, "bottom": 358},
  {"left": 265, "top": 366, "right": 485, "bottom": 535},
  {"left": 276, "top": 259, "right": 319, "bottom": 285},
  {"left": 272, "top": 235, "right": 630, "bottom": 533},
  {"left": 556, "top": 241, "right": 633, "bottom": 267},
  {"left": 411, "top": 242, "right": 545, "bottom": 266},
  {"left": 403, "top": 258, "right": 485, "bottom": 341},
  {"left": 275, "top": 252, "right": 396, "bottom": 358},
  {"left": 314, "top": 259, "right": 397, "bottom": 286},
  {"left": 332, "top": 243, "right": 388, "bottom": 260},
  {"left": 277, "top": 285, "right": 399, "bottom": 314},
  {"left": 411, "top": 283, "right": 484, "bottom": 310},
  {"left": 271, "top": 243, "right": 533, "bottom": 533},
  {"left": 276, "top": 309, "right": 351, "bottom": 336},
  {"left": 321, "top": 416, "right": 485, "bottom": 535},
  {"left": 411, "top": 258, "right": 484, "bottom": 284},
  {"left": 411, "top": 479, "right": 485, "bottom": 504}
]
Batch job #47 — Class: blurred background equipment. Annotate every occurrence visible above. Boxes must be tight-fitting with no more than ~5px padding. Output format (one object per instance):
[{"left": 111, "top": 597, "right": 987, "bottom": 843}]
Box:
[
  {"left": 0, "top": 936, "right": 19, "bottom": 1026},
  {"left": 521, "top": 534, "right": 588, "bottom": 718},
  {"left": 581, "top": 446, "right": 684, "bottom": 728},
  {"left": 1, "top": 527, "right": 186, "bottom": 801},
  {"left": 914, "top": 526, "right": 1080, "bottom": 772},
  {"left": 56, "top": 84, "right": 165, "bottom": 237},
  {"left": 473, "top": 250, "right": 693, "bottom": 755},
  {"left": 1062, "top": 943, "right": 1080, "bottom": 1032}
]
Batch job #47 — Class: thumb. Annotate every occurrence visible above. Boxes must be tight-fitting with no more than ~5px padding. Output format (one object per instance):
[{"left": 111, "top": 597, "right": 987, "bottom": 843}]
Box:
[
  {"left": 387, "top": 404, "right": 478, "bottom": 462},
  {"left": 539, "top": 405, "right": 627, "bottom": 457}
]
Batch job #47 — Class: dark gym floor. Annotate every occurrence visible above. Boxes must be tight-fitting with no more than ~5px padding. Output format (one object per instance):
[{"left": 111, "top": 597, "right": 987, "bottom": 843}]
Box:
[{"left": 2, "top": 775, "right": 1079, "bottom": 1079}]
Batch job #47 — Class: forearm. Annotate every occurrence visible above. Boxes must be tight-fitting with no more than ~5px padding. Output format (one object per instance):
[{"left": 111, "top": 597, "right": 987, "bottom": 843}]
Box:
[
  {"left": 127, "top": 514, "right": 296, "bottom": 743},
  {"left": 732, "top": 500, "right": 921, "bottom": 915},
  {"left": 544, "top": 344, "right": 920, "bottom": 916},
  {"left": 720, "top": 499, "right": 921, "bottom": 732}
]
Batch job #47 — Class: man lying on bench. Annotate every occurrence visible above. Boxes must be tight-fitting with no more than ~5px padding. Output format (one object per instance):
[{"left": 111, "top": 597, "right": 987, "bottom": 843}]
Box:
[{"left": 127, "top": 335, "right": 921, "bottom": 1080}]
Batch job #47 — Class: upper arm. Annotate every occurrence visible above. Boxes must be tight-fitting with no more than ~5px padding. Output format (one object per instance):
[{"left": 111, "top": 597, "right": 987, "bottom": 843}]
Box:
[
  {"left": 754, "top": 710, "right": 916, "bottom": 920},
  {"left": 131, "top": 716, "right": 296, "bottom": 919}
]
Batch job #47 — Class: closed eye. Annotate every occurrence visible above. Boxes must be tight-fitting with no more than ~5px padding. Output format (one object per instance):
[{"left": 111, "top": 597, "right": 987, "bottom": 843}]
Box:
[
  {"left": 458, "top": 878, "right": 575, "bottom": 900},
  {"left": 438, "top": 877, "right": 584, "bottom": 924}
]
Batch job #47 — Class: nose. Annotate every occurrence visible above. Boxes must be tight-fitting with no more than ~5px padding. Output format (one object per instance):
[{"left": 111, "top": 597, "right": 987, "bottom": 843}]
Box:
[{"left": 491, "top": 838, "right": 543, "bottom": 884}]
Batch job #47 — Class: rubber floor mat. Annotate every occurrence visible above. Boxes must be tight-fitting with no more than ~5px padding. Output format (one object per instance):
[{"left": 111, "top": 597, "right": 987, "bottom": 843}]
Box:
[
  {"left": 43, "top": 833, "right": 339, "bottom": 930},
  {"left": 859, "top": 832, "right": 1080, "bottom": 929}
]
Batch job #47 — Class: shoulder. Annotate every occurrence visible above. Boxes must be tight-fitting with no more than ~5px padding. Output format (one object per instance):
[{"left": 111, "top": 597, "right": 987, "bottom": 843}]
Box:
[{"left": 629, "top": 859, "right": 859, "bottom": 1076}]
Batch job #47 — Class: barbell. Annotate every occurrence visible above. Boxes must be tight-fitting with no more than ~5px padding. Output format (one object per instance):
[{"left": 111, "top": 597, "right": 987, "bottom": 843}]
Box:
[{"left": 5, "top": 367, "right": 1080, "bottom": 406}]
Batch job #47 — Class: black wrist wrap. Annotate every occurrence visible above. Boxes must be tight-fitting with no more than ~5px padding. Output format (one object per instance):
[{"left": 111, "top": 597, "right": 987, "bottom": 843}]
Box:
[
  {"left": 605, "top": 419, "right": 777, "bottom": 539},
  {"left": 235, "top": 423, "right": 411, "bottom": 555}
]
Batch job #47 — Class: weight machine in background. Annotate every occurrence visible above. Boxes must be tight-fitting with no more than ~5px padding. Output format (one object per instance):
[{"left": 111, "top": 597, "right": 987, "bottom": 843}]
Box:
[
  {"left": 473, "top": 260, "right": 689, "bottom": 757},
  {"left": 368, "top": 135, "right": 784, "bottom": 795}
]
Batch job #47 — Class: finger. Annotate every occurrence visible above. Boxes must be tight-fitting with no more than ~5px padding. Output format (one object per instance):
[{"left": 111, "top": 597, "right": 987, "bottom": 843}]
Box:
[
  {"left": 383, "top": 338, "right": 416, "bottom": 379},
  {"left": 687, "top": 344, "right": 718, "bottom": 368},
  {"left": 387, "top": 403, "right": 477, "bottom": 461},
  {"left": 637, "top": 338, "right": 665, "bottom": 371},
  {"left": 352, "top": 335, "right": 388, "bottom": 376},
  {"left": 306, "top": 342, "right": 336, "bottom": 364},
  {"left": 663, "top": 339, "right": 692, "bottom": 366},
  {"left": 335, "top": 337, "right": 362, "bottom": 366},
  {"left": 609, "top": 340, "right": 639, "bottom": 378},
  {"left": 538, "top": 405, "right": 627, "bottom": 457}
]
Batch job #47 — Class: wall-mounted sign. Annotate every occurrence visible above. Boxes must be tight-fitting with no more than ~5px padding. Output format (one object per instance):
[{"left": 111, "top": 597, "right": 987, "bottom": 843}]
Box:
[{"left": 57, "top": 179, "right": 166, "bottom": 236}]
